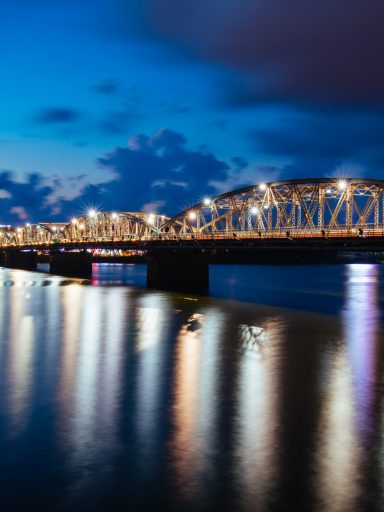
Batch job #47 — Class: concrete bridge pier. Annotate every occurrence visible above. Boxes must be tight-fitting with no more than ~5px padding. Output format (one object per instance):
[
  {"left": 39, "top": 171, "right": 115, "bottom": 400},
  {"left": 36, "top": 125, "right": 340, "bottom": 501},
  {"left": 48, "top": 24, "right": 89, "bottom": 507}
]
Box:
[
  {"left": 50, "top": 251, "right": 92, "bottom": 277},
  {"left": 147, "top": 251, "right": 209, "bottom": 292},
  {"left": 3, "top": 250, "right": 37, "bottom": 270}
]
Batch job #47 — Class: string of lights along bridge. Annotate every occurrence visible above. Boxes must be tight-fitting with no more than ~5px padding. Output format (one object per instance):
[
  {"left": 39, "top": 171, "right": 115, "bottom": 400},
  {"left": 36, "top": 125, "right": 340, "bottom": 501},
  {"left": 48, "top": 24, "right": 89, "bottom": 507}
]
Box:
[{"left": 2, "top": 178, "right": 384, "bottom": 247}]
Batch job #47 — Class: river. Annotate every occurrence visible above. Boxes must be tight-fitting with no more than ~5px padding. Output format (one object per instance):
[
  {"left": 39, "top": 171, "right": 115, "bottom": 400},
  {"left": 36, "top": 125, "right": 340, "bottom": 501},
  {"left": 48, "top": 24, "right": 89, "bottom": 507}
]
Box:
[{"left": 0, "top": 263, "right": 383, "bottom": 511}]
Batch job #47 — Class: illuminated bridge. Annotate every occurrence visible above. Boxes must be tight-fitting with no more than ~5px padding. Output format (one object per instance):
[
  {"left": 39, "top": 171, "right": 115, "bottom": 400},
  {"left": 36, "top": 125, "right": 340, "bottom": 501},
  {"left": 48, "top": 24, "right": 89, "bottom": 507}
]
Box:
[{"left": 2, "top": 178, "right": 384, "bottom": 289}]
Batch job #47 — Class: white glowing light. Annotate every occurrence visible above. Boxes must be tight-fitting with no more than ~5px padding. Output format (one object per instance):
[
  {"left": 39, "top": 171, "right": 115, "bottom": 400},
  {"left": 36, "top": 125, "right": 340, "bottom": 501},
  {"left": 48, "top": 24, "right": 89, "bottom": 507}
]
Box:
[
  {"left": 250, "top": 206, "right": 258, "bottom": 214},
  {"left": 72, "top": 218, "right": 77, "bottom": 224},
  {"left": 189, "top": 211, "right": 197, "bottom": 220},
  {"left": 147, "top": 214, "right": 155, "bottom": 224},
  {"left": 88, "top": 209, "right": 97, "bottom": 218},
  {"left": 26, "top": 223, "right": 30, "bottom": 227},
  {"left": 338, "top": 180, "right": 347, "bottom": 190},
  {"left": 259, "top": 183, "right": 267, "bottom": 191},
  {"left": 264, "top": 204, "right": 269, "bottom": 209},
  {"left": 111, "top": 212, "right": 118, "bottom": 220},
  {"left": 326, "top": 188, "right": 332, "bottom": 194},
  {"left": 52, "top": 226, "right": 57, "bottom": 232},
  {"left": 203, "top": 197, "right": 211, "bottom": 206},
  {"left": 79, "top": 223, "right": 85, "bottom": 230}
]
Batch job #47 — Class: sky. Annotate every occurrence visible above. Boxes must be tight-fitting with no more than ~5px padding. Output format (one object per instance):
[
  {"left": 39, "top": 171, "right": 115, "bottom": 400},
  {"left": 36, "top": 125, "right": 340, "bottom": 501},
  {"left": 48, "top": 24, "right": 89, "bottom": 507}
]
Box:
[{"left": 0, "top": 0, "right": 384, "bottom": 224}]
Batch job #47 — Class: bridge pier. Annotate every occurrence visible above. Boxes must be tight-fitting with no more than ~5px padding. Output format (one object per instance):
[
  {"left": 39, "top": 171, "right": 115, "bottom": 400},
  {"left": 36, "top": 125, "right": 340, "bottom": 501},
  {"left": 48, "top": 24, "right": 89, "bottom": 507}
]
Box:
[
  {"left": 50, "top": 251, "right": 92, "bottom": 277},
  {"left": 3, "top": 250, "right": 37, "bottom": 270},
  {"left": 147, "top": 251, "right": 209, "bottom": 292}
]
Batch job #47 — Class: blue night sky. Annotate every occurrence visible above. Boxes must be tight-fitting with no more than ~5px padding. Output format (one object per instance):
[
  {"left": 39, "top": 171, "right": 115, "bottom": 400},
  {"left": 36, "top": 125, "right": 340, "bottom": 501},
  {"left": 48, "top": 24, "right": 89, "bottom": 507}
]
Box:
[{"left": 1, "top": 0, "right": 383, "bottom": 224}]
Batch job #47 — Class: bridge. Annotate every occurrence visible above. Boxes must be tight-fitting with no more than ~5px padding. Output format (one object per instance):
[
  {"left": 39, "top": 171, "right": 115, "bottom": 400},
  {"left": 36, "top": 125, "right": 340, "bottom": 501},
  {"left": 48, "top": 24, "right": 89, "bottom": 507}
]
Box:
[{"left": 2, "top": 178, "right": 384, "bottom": 289}]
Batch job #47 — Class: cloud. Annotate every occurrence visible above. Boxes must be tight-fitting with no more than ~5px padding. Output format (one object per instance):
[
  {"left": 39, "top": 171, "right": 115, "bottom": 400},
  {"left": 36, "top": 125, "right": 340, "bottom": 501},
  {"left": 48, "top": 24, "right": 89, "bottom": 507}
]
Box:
[
  {"left": 0, "top": 127, "right": 261, "bottom": 223},
  {"left": 91, "top": 79, "right": 119, "bottom": 95},
  {"left": 92, "top": 127, "right": 232, "bottom": 213},
  {"left": 134, "top": 0, "right": 384, "bottom": 107},
  {"left": 0, "top": 189, "right": 12, "bottom": 199},
  {"left": 10, "top": 206, "right": 28, "bottom": 220},
  {"left": 0, "top": 171, "right": 71, "bottom": 224},
  {"left": 250, "top": 111, "right": 384, "bottom": 177},
  {"left": 34, "top": 107, "right": 81, "bottom": 124}
]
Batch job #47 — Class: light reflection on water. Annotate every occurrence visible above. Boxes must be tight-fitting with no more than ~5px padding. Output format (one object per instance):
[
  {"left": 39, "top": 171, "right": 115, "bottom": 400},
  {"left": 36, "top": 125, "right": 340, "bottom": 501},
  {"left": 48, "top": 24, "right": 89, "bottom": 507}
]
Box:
[{"left": 0, "top": 264, "right": 383, "bottom": 511}]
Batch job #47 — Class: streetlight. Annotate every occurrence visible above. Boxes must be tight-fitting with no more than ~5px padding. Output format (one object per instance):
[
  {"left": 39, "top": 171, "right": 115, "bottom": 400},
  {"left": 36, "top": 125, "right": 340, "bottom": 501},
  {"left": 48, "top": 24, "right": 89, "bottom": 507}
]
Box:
[
  {"left": 338, "top": 180, "right": 347, "bottom": 191},
  {"left": 88, "top": 209, "right": 97, "bottom": 218},
  {"left": 259, "top": 183, "right": 267, "bottom": 191},
  {"left": 251, "top": 206, "right": 258, "bottom": 214},
  {"left": 189, "top": 211, "right": 197, "bottom": 220},
  {"left": 203, "top": 197, "right": 211, "bottom": 206}
]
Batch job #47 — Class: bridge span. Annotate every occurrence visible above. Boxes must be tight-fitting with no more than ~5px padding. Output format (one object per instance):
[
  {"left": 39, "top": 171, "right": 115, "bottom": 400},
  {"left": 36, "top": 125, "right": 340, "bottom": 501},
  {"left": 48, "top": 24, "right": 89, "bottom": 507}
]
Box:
[{"left": 2, "top": 178, "right": 384, "bottom": 289}]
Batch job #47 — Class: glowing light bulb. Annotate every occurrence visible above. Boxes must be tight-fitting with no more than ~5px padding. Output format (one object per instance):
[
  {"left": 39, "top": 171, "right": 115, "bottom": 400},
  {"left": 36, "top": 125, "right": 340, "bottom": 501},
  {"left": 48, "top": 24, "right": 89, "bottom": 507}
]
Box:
[
  {"left": 88, "top": 209, "right": 97, "bottom": 218},
  {"left": 189, "top": 211, "right": 197, "bottom": 220},
  {"left": 147, "top": 214, "right": 155, "bottom": 224},
  {"left": 259, "top": 183, "right": 267, "bottom": 191},
  {"left": 338, "top": 180, "right": 347, "bottom": 190},
  {"left": 72, "top": 218, "right": 77, "bottom": 224},
  {"left": 251, "top": 206, "right": 258, "bottom": 214},
  {"left": 203, "top": 197, "right": 211, "bottom": 206},
  {"left": 111, "top": 212, "right": 118, "bottom": 220}
]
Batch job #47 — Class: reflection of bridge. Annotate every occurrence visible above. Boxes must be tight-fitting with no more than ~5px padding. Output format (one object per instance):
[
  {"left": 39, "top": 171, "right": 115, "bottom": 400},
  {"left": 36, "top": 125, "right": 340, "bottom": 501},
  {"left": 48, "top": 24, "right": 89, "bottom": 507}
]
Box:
[{"left": 2, "top": 178, "right": 384, "bottom": 289}]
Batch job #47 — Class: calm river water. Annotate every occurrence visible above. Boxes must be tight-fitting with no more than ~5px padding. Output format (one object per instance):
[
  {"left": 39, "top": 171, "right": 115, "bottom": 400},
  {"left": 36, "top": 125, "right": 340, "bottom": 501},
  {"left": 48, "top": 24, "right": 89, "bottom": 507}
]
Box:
[{"left": 0, "top": 263, "right": 383, "bottom": 512}]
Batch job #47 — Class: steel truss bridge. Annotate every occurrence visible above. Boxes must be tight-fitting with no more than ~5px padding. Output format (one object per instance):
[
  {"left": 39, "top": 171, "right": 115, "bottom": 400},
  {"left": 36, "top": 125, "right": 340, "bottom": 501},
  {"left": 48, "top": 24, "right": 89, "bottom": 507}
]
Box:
[{"left": 2, "top": 178, "right": 384, "bottom": 249}]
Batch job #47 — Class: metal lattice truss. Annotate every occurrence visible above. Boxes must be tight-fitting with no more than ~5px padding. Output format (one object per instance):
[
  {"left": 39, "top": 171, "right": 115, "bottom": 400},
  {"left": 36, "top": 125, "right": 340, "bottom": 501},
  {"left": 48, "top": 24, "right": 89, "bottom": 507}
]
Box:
[
  {"left": 1, "top": 212, "right": 168, "bottom": 246},
  {"left": 161, "top": 178, "right": 384, "bottom": 238},
  {"left": 2, "top": 179, "right": 384, "bottom": 246}
]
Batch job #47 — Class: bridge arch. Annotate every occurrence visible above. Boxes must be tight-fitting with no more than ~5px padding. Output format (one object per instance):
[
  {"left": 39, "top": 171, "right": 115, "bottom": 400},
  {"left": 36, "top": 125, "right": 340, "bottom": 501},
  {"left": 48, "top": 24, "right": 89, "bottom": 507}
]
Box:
[
  {"left": 159, "top": 178, "right": 384, "bottom": 237},
  {"left": 62, "top": 211, "right": 168, "bottom": 242}
]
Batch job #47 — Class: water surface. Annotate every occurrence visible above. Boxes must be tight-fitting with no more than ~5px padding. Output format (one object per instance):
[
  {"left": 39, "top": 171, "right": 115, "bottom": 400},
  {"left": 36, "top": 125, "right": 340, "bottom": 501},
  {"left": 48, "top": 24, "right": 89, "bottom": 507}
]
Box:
[{"left": 0, "top": 263, "right": 383, "bottom": 512}]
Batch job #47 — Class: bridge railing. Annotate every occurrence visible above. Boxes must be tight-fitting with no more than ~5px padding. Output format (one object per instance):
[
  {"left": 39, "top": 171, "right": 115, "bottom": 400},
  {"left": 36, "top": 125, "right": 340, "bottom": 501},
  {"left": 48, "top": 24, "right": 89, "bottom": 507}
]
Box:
[
  {"left": 2, "top": 223, "right": 384, "bottom": 247},
  {"left": 157, "top": 225, "right": 384, "bottom": 240}
]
